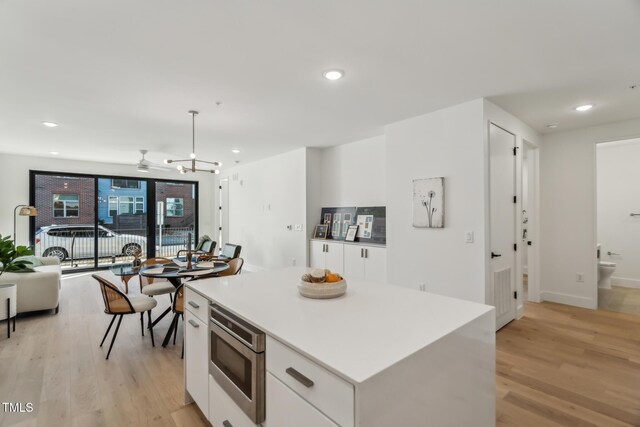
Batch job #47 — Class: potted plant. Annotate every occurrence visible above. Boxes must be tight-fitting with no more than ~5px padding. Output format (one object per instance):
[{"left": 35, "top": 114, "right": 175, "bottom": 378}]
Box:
[{"left": 0, "top": 234, "right": 35, "bottom": 277}]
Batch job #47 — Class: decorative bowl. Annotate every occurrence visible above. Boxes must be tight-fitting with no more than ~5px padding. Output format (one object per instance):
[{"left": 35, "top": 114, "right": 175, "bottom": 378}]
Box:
[{"left": 298, "top": 279, "right": 347, "bottom": 299}]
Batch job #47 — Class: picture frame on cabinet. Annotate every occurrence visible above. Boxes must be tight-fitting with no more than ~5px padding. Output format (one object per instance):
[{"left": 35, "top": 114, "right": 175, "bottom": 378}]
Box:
[
  {"left": 313, "top": 224, "right": 328, "bottom": 239},
  {"left": 345, "top": 225, "right": 358, "bottom": 242}
]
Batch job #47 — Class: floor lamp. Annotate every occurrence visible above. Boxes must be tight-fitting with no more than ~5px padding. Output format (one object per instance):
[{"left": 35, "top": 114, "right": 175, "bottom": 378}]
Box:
[{"left": 13, "top": 205, "right": 38, "bottom": 246}]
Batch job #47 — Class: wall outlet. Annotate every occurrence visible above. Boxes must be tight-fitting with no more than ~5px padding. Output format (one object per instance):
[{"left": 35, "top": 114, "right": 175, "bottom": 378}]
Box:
[
  {"left": 418, "top": 283, "right": 426, "bottom": 292},
  {"left": 465, "top": 231, "right": 474, "bottom": 243},
  {"left": 576, "top": 273, "right": 584, "bottom": 283}
]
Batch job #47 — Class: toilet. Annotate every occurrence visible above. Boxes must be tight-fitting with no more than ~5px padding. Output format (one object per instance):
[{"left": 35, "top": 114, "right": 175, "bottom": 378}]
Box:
[{"left": 597, "top": 244, "right": 617, "bottom": 289}]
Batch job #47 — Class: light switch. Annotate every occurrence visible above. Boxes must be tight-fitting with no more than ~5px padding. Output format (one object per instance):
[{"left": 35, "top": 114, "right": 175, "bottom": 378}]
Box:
[
  {"left": 294, "top": 224, "right": 303, "bottom": 231},
  {"left": 465, "top": 231, "right": 474, "bottom": 243}
]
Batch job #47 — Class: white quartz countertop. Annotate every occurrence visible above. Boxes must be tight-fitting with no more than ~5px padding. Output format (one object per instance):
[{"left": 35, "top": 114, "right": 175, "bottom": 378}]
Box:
[{"left": 187, "top": 267, "right": 494, "bottom": 384}]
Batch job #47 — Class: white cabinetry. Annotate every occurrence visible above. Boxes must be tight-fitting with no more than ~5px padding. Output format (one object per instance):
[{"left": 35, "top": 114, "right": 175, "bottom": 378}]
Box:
[
  {"left": 311, "top": 240, "right": 386, "bottom": 283},
  {"left": 309, "top": 241, "right": 344, "bottom": 274},
  {"left": 265, "top": 373, "right": 338, "bottom": 427},
  {"left": 185, "top": 307, "right": 208, "bottom": 420},
  {"left": 343, "top": 244, "right": 387, "bottom": 283},
  {"left": 209, "top": 375, "right": 257, "bottom": 427},
  {"left": 266, "top": 336, "right": 353, "bottom": 427}
]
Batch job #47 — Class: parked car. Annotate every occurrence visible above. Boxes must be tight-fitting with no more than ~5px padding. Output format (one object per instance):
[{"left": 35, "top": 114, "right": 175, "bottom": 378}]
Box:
[{"left": 34, "top": 225, "right": 146, "bottom": 261}]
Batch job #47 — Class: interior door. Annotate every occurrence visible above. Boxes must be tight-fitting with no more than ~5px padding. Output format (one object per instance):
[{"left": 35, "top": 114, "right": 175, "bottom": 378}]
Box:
[{"left": 489, "top": 123, "right": 517, "bottom": 330}]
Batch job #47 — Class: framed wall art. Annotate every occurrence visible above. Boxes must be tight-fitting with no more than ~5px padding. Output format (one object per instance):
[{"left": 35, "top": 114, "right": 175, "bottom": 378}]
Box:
[{"left": 413, "top": 177, "right": 444, "bottom": 228}]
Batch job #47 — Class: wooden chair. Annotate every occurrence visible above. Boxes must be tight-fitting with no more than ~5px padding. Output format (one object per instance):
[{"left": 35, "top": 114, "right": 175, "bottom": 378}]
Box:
[
  {"left": 162, "top": 283, "right": 185, "bottom": 358},
  {"left": 217, "top": 258, "right": 244, "bottom": 277},
  {"left": 139, "top": 257, "right": 175, "bottom": 300},
  {"left": 93, "top": 274, "right": 157, "bottom": 360},
  {"left": 176, "top": 235, "right": 216, "bottom": 261}
]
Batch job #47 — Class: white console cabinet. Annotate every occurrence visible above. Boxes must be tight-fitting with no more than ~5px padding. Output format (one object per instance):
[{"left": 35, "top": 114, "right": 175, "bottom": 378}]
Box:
[
  {"left": 309, "top": 241, "right": 344, "bottom": 275},
  {"left": 310, "top": 240, "right": 386, "bottom": 283}
]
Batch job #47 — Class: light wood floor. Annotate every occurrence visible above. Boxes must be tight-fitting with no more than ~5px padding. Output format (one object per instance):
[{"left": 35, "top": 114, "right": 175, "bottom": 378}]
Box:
[
  {"left": 599, "top": 285, "right": 640, "bottom": 315},
  {"left": 2, "top": 273, "right": 640, "bottom": 426}
]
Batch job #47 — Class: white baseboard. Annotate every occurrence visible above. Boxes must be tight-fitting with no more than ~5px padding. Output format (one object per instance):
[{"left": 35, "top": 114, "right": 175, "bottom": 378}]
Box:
[
  {"left": 540, "top": 291, "right": 597, "bottom": 310},
  {"left": 612, "top": 276, "right": 640, "bottom": 289}
]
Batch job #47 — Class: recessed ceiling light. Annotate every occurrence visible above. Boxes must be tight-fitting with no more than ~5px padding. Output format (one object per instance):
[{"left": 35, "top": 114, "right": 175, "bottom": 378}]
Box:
[
  {"left": 42, "top": 121, "right": 59, "bottom": 127},
  {"left": 322, "top": 69, "right": 345, "bottom": 81},
  {"left": 232, "top": 149, "right": 240, "bottom": 154},
  {"left": 50, "top": 151, "right": 59, "bottom": 155},
  {"left": 574, "top": 104, "right": 593, "bottom": 112},
  {"left": 546, "top": 123, "right": 559, "bottom": 129}
]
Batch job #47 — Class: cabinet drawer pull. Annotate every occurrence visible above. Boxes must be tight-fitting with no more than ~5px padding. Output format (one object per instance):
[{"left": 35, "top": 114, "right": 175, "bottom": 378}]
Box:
[
  {"left": 360, "top": 248, "right": 363, "bottom": 257},
  {"left": 223, "top": 421, "right": 233, "bottom": 427},
  {"left": 188, "top": 301, "right": 200, "bottom": 309},
  {"left": 188, "top": 319, "right": 200, "bottom": 328},
  {"left": 286, "top": 367, "right": 314, "bottom": 388},
  {"left": 365, "top": 248, "right": 368, "bottom": 258}
]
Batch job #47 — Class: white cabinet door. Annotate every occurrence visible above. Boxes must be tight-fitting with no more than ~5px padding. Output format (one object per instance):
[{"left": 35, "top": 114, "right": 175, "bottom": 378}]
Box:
[
  {"left": 309, "top": 240, "right": 326, "bottom": 269},
  {"left": 343, "top": 244, "right": 365, "bottom": 280},
  {"left": 324, "top": 242, "right": 344, "bottom": 275},
  {"left": 363, "top": 246, "right": 387, "bottom": 283},
  {"left": 185, "top": 310, "right": 208, "bottom": 420},
  {"left": 209, "top": 375, "right": 257, "bottom": 427},
  {"left": 265, "top": 373, "right": 338, "bottom": 427}
]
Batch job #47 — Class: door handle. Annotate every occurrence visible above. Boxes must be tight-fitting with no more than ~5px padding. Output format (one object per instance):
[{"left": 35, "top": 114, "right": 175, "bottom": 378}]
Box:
[
  {"left": 365, "top": 248, "right": 368, "bottom": 258},
  {"left": 187, "top": 301, "right": 199, "bottom": 309},
  {"left": 286, "top": 367, "right": 314, "bottom": 388},
  {"left": 188, "top": 319, "right": 199, "bottom": 328},
  {"left": 491, "top": 252, "right": 502, "bottom": 259},
  {"left": 360, "top": 248, "right": 363, "bottom": 258}
]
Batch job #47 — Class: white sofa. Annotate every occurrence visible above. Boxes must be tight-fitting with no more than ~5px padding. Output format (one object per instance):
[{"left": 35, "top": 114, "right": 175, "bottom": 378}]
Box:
[{"left": 0, "top": 257, "right": 61, "bottom": 314}]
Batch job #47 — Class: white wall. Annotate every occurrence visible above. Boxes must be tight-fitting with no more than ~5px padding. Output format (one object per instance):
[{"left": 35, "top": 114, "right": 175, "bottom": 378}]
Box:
[
  {"left": 217, "top": 148, "right": 308, "bottom": 272},
  {"left": 596, "top": 138, "right": 640, "bottom": 288},
  {"left": 540, "top": 118, "right": 640, "bottom": 309},
  {"left": 319, "top": 135, "right": 386, "bottom": 208},
  {"left": 385, "top": 99, "right": 487, "bottom": 303},
  {"left": 0, "top": 152, "right": 216, "bottom": 245}
]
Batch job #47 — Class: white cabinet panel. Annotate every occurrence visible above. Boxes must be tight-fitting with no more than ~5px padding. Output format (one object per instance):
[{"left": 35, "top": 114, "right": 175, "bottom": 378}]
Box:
[
  {"left": 185, "top": 310, "right": 208, "bottom": 420},
  {"left": 363, "top": 246, "right": 387, "bottom": 283},
  {"left": 265, "top": 373, "right": 338, "bottom": 427},
  {"left": 324, "top": 242, "right": 344, "bottom": 275},
  {"left": 209, "top": 375, "right": 257, "bottom": 427},
  {"left": 309, "top": 240, "right": 325, "bottom": 270},
  {"left": 266, "top": 336, "right": 354, "bottom": 427},
  {"left": 184, "top": 288, "right": 209, "bottom": 323},
  {"left": 343, "top": 244, "right": 365, "bottom": 280}
]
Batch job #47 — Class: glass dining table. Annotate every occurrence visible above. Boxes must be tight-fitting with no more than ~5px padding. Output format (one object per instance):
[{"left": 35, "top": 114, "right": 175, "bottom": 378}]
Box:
[{"left": 140, "top": 260, "right": 229, "bottom": 346}]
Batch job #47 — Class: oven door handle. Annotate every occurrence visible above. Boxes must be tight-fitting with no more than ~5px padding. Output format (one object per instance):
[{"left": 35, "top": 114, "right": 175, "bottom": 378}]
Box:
[
  {"left": 209, "top": 320, "right": 259, "bottom": 360},
  {"left": 209, "top": 316, "right": 258, "bottom": 352}
]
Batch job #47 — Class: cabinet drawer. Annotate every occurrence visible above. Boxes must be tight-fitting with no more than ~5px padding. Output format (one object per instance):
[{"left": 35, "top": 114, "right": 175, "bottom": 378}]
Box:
[
  {"left": 184, "top": 287, "right": 209, "bottom": 323},
  {"left": 266, "top": 336, "right": 354, "bottom": 427},
  {"left": 265, "top": 372, "right": 338, "bottom": 427},
  {"left": 209, "top": 375, "right": 258, "bottom": 427},
  {"left": 185, "top": 311, "right": 208, "bottom": 419}
]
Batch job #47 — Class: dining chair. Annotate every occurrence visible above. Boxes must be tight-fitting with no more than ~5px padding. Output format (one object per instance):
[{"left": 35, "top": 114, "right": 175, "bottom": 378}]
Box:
[
  {"left": 139, "top": 257, "right": 175, "bottom": 301},
  {"left": 217, "top": 257, "right": 244, "bottom": 277},
  {"left": 176, "top": 235, "right": 217, "bottom": 261},
  {"left": 202, "top": 243, "right": 242, "bottom": 262},
  {"left": 93, "top": 274, "right": 157, "bottom": 360},
  {"left": 162, "top": 283, "right": 185, "bottom": 358}
]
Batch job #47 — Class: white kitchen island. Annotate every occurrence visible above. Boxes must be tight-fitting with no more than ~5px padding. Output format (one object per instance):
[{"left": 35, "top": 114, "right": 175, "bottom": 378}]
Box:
[{"left": 184, "top": 267, "right": 495, "bottom": 427}]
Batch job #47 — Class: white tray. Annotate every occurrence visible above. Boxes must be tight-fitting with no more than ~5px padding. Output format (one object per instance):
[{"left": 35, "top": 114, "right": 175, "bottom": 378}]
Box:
[{"left": 298, "top": 279, "right": 347, "bottom": 299}]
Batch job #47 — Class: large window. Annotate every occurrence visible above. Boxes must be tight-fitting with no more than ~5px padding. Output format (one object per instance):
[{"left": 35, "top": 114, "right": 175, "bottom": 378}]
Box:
[
  {"left": 32, "top": 172, "right": 198, "bottom": 272},
  {"left": 111, "top": 179, "right": 141, "bottom": 189},
  {"left": 166, "top": 198, "right": 184, "bottom": 217},
  {"left": 53, "top": 194, "right": 80, "bottom": 217}
]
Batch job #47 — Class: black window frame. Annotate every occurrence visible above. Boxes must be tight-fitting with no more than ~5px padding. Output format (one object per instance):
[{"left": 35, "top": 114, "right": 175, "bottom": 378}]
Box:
[{"left": 29, "top": 170, "right": 199, "bottom": 274}]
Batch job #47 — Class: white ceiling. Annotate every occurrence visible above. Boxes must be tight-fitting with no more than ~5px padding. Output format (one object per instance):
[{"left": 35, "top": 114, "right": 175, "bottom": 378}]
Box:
[{"left": 1, "top": 0, "right": 639, "bottom": 172}]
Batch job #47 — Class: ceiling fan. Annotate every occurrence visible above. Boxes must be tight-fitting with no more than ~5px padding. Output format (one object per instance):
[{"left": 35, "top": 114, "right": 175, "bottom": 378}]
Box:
[{"left": 136, "top": 149, "right": 168, "bottom": 173}]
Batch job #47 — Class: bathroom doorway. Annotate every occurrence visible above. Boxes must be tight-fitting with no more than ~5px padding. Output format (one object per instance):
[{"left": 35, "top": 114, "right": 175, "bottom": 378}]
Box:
[{"left": 596, "top": 138, "right": 640, "bottom": 315}]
